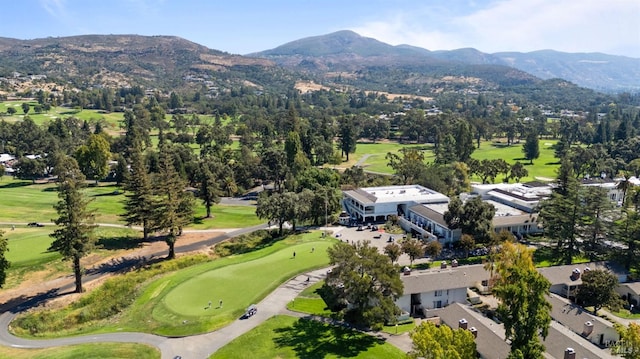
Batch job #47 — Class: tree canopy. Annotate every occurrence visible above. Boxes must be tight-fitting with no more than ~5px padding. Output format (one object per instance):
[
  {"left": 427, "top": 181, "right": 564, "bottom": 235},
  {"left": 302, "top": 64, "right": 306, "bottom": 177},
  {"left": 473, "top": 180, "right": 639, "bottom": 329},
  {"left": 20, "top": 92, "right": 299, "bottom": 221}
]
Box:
[
  {"left": 325, "top": 241, "right": 403, "bottom": 330},
  {"left": 408, "top": 321, "right": 476, "bottom": 359}
]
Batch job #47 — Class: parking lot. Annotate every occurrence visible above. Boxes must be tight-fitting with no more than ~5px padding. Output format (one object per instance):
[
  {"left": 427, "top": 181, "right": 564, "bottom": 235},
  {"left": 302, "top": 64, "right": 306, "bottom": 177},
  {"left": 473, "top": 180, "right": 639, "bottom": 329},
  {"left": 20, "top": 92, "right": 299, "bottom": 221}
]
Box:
[{"left": 329, "top": 225, "right": 430, "bottom": 267}]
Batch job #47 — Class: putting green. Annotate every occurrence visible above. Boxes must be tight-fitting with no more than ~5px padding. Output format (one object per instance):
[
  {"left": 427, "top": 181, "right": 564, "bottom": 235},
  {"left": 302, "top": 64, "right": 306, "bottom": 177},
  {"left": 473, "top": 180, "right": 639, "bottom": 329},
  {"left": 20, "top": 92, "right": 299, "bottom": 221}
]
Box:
[{"left": 161, "top": 240, "right": 331, "bottom": 317}]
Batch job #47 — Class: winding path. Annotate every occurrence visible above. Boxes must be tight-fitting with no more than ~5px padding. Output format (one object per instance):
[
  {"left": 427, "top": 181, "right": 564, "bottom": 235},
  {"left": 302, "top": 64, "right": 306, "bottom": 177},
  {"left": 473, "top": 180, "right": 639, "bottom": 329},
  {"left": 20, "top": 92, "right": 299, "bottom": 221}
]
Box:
[
  {"left": 0, "top": 268, "right": 332, "bottom": 359},
  {"left": 0, "top": 224, "right": 412, "bottom": 358}
]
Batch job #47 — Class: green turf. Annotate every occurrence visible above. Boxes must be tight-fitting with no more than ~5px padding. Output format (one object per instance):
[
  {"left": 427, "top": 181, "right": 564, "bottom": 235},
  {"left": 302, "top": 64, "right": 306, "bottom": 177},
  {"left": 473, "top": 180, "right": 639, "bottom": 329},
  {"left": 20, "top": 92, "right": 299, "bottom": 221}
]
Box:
[
  {"left": 381, "top": 321, "right": 416, "bottom": 335},
  {"left": 352, "top": 139, "right": 560, "bottom": 183},
  {"left": 191, "top": 204, "right": 261, "bottom": 229},
  {"left": 210, "top": 315, "right": 406, "bottom": 359},
  {"left": 0, "top": 342, "right": 159, "bottom": 359},
  {"left": 68, "top": 231, "right": 338, "bottom": 336},
  {"left": 0, "top": 101, "right": 124, "bottom": 131},
  {"left": 4, "top": 228, "right": 59, "bottom": 268},
  {"left": 155, "top": 236, "right": 332, "bottom": 331},
  {"left": 287, "top": 280, "right": 334, "bottom": 316}
]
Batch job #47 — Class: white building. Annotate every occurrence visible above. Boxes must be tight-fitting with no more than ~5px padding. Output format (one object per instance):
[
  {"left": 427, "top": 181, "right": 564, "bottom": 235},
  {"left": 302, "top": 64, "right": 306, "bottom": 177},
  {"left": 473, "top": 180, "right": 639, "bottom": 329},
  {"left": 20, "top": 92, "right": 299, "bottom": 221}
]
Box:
[{"left": 342, "top": 185, "right": 449, "bottom": 224}]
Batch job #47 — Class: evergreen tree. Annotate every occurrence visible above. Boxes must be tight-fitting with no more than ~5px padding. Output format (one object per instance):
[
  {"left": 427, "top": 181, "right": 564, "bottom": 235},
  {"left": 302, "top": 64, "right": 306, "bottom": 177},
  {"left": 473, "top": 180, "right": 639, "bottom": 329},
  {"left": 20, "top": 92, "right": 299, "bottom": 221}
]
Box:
[
  {"left": 122, "top": 149, "right": 155, "bottom": 240},
  {"left": 196, "top": 157, "right": 221, "bottom": 218},
  {"left": 522, "top": 132, "right": 540, "bottom": 164},
  {"left": 154, "top": 144, "right": 195, "bottom": 259},
  {"left": 0, "top": 231, "right": 9, "bottom": 288},
  {"left": 49, "top": 156, "right": 97, "bottom": 293}
]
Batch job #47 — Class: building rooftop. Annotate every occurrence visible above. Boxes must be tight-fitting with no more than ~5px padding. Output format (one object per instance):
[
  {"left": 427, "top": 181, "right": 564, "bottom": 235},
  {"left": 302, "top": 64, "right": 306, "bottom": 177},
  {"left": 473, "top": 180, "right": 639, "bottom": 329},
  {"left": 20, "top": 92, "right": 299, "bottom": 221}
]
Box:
[
  {"left": 401, "top": 264, "right": 490, "bottom": 295},
  {"left": 547, "top": 293, "right": 614, "bottom": 342},
  {"left": 537, "top": 261, "right": 627, "bottom": 286},
  {"left": 344, "top": 185, "right": 449, "bottom": 205},
  {"left": 434, "top": 303, "right": 511, "bottom": 359}
]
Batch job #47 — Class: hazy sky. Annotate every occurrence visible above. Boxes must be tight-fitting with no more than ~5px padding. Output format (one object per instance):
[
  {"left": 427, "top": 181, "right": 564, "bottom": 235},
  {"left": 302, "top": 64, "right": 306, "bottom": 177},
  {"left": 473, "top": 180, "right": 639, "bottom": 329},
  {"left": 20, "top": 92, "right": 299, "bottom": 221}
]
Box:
[{"left": 3, "top": 0, "right": 639, "bottom": 57}]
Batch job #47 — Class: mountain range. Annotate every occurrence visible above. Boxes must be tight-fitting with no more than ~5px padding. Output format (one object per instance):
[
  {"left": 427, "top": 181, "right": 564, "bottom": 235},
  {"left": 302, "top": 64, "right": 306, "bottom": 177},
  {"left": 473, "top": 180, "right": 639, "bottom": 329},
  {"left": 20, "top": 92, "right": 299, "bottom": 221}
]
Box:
[
  {"left": 251, "top": 30, "right": 640, "bottom": 93},
  {"left": 0, "top": 30, "right": 636, "bottom": 98}
]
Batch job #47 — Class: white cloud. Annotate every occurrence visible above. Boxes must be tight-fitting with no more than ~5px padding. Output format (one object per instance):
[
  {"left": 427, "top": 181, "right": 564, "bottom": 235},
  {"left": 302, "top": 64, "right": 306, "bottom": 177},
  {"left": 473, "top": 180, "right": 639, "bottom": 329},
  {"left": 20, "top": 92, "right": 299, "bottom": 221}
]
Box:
[
  {"left": 350, "top": 0, "right": 640, "bottom": 57},
  {"left": 40, "top": 0, "right": 67, "bottom": 19}
]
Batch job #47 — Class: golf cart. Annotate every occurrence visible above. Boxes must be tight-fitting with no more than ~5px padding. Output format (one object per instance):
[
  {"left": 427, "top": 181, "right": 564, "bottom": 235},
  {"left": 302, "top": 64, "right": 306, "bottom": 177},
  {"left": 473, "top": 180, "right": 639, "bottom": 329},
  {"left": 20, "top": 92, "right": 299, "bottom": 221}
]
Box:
[{"left": 243, "top": 304, "right": 258, "bottom": 318}]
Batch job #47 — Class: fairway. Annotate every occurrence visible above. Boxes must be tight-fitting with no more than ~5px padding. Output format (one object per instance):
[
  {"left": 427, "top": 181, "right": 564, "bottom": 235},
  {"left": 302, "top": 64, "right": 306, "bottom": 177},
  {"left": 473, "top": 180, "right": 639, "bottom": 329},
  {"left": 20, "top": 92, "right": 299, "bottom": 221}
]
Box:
[
  {"left": 4, "top": 228, "right": 58, "bottom": 268},
  {"left": 161, "top": 240, "right": 331, "bottom": 317}
]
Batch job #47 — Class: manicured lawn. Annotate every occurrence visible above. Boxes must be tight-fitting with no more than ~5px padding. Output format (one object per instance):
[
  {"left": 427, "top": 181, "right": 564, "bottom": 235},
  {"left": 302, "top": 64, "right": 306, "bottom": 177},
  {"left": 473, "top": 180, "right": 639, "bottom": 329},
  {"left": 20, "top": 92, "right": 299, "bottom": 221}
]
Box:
[
  {"left": 4, "top": 228, "right": 59, "bottom": 268},
  {"left": 191, "top": 204, "right": 261, "bottom": 229},
  {"left": 69, "top": 231, "right": 337, "bottom": 337},
  {"left": 0, "top": 179, "right": 260, "bottom": 229},
  {"left": 287, "top": 280, "right": 334, "bottom": 316},
  {"left": 470, "top": 139, "right": 560, "bottom": 181},
  {"left": 350, "top": 139, "right": 560, "bottom": 183},
  {"left": 381, "top": 321, "right": 416, "bottom": 335},
  {"left": 0, "top": 101, "right": 124, "bottom": 132},
  {"left": 153, "top": 235, "right": 332, "bottom": 335},
  {"left": 210, "top": 315, "right": 406, "bottom": 359},
  {"left": 0, "top": 343, "right": 159, "bottom": 359},
  {"left": 533, "top": 245, "right": 590, "bottom": 267}
]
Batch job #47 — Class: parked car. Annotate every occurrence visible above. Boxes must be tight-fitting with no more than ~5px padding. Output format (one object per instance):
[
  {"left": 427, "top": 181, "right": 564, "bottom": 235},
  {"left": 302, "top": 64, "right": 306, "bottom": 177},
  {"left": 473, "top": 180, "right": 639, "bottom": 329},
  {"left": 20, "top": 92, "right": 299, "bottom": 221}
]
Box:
[
  {"left": 356, "top": 226, "right": 364, "bottom": 231},
  {"left": 371, "top": 225, "right": 378, "bottom": 231}
]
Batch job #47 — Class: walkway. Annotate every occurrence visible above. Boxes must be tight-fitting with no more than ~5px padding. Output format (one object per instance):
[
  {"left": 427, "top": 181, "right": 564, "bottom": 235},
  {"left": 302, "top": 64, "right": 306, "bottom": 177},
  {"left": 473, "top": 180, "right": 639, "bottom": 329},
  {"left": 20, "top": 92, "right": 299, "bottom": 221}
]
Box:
[
  {"left": 0, "top": 265, "right": 412, "bottom": 359},
  {"left": 0, "top": 224, "right": 415, "bottom": 358}
]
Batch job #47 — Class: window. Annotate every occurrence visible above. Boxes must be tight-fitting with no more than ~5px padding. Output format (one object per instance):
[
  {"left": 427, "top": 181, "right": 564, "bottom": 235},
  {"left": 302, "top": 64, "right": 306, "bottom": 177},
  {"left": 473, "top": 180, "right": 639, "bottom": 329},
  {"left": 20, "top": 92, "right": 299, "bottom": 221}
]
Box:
[
  {"left": 435, "top": 290, "right": 443, "bottom": 297},
  {"left": 433, "top": 300, "right": 442, "bottom": 308}
]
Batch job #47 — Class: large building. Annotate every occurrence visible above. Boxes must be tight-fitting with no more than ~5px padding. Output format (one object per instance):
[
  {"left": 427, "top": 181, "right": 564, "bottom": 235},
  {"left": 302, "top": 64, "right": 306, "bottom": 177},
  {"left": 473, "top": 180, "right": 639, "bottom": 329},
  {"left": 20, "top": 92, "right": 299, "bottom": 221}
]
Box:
[{"left": 342, "top": 185, "right": 449, "bottom": 224}]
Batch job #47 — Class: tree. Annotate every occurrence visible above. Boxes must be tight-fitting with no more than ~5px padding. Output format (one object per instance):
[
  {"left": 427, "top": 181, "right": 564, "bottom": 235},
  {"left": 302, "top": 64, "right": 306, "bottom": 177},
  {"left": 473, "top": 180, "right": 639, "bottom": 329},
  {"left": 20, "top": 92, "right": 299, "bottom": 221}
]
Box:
[
  {"left": 14, "top": 157, "right": 46, "bottom": 183},
  {"left": 493, "top": 242, "right": 551, "bottom": 358},
  {"left": 337, "top": 115, "right": 358, "bottom": 162},
  {"left": 538, "top": 163, "right": 581, "bottom": 264},
  {"left": 49, "top": 156, "right": 97, "bottom": 293},
  {"left": 459, "top": 234, "right": 475, "bottom": 258},
  {"left": 444, "top": 196, "right": 496, "bottom": 244},
  {"left": 0, "top": 231, "right": 9, "bottom": 288},
  {"left": 614, "top": 323, "right": 640, "bottom": 358},
  {"left": 522, "top": 132, "right": 540, "bottom": 164},
  {"left": 386, "top": 148, "right": 427, "bottom": 184},
  {"left": 75, "top": 133, "right": 111, "bottom": 183},
  {"left": 509, "top": 162, "right": 528, "bottom": 183},
  {"left": 196, "top": 157, "right": 222, "bottom": 218},
  {"left": 424, "top": 240, "right": 442, "bottom": 258},
  {"left": 256, "top": 191, "right": 297, "bottom": 236},
  {"left": 21, "top": 102, "right": 30, "bottom": 115},
  {"left": 325, "top": 241, "right": 403, "bottom": 329},
  {"left": 575, "top": 268, "right": 622, "bottom": 315},
  {"left": 408, "top": 321, "right": 476, "bottom": 359},
  {"left": 384, "top": 243, "right": 402, "bottom": 263},
  {"left": 401, "top": 238, "right": 425, "bottom": 265},
  {"left": 578, "top": 186, "right": 613, "bottom": 261},
  {"left": 121, "top": 149, "right": 155, "bottom": 240},
  {"left": 153, "top": 144, "right": 195, "bottom": 259},
  {"left": 6, "top": 107, "right": 16, "bottom": 116}
]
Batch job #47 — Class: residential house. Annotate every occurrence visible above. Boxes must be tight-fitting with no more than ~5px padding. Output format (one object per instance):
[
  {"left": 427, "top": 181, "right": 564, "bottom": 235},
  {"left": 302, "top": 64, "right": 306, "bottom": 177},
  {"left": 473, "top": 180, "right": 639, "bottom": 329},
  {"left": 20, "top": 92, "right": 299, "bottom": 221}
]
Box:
[
  {"left": 537, "top": 261, "right": 627, "bottom": 300},
  {"left": 396, "top": 263, "right": 490, "bottom": 316}
]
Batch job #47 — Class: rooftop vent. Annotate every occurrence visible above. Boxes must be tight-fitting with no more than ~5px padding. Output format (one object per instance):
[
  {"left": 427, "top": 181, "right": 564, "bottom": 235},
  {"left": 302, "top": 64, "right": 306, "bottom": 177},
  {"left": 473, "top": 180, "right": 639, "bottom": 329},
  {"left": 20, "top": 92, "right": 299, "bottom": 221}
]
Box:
[
  {"left": 570, "top": 268, "right": 581, "bottom": 280},
  {"left": 441, "top": 261, "right": 447, "bottom": 269},
  {"left": 459, "top": 318, "right": 468, "bottom": 329},
  {"left": 583, "top": 321, "right": 594, "bottom": 336},
  {"left": 469, "top": 326, "right": 478, "bottom": 338},
  {"left": 564, "top": 348, "right": 576, "bottom": 359},
  {"left": 452, "top": 259, "right": 459, "bottom": 268}
]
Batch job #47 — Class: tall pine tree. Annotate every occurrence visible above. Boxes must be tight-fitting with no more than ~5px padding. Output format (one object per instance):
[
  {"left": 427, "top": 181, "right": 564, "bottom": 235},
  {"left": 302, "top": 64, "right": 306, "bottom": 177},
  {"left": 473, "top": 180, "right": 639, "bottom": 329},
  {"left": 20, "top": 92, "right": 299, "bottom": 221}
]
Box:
[{"left": 49, "top": 156, "right": 96, "bottom": 293}]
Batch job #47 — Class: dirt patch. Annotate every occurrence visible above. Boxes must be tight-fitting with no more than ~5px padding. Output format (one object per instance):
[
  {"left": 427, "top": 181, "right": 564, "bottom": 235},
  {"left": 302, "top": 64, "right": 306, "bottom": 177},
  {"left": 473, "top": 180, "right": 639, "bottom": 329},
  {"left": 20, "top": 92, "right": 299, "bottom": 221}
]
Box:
[{"left": 0, "top": 231, "right": 226, "bottom": 310}]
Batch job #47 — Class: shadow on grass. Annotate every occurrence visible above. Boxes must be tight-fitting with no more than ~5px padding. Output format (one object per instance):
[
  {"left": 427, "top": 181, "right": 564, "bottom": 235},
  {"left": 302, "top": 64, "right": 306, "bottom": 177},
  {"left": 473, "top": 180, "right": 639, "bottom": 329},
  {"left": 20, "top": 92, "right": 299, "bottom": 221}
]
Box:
[
  {"left": 92, "top": 190, "right": 123, "bottom": 197},
  {"left": 0, "top": 181, "right": 31, "bottom": 189},
  {"left": 97, "top": 235, "right": 143, "bottom": 250},
  {"left": 274, "top": 318, "right": 382, "bottom": 359},
  {"left": 533, "top": 246, "right": 561, "bottom": 267}
]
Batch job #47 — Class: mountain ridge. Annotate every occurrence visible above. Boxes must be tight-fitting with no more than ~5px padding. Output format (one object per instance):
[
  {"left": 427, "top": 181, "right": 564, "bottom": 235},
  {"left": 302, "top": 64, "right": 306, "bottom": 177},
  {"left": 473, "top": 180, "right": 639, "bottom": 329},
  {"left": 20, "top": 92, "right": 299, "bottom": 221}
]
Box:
[{"left": 252, "top": 30, "right": 639, "bottom": 93}]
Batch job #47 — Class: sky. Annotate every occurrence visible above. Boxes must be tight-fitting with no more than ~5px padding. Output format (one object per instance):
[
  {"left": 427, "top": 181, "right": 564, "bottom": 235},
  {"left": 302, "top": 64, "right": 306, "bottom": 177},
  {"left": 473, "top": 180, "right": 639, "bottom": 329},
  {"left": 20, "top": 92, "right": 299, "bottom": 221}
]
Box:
[{"left": 2, "top": 0, "right": 639, "bottom": 58}]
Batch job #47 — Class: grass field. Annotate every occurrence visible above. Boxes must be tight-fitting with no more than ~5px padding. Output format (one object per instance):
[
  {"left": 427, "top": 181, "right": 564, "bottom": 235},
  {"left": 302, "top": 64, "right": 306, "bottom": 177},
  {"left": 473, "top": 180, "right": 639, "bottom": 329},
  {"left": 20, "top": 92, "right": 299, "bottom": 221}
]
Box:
[
  {"left": 0, "top": 101, "right": 124, "bottom": 133},
  {"left": 351, "top": 139, "right": 560, "bottom": 182},
  {"left": 0, "top": 343, "right": 159, "bottom": 359},
  {"left": 21, "top": 231, "right": 336, "bottom": 337},
  {"left": 287, "top": 280, "right": 333, "bottom": 316},
  {"left": 210, "top": 315, "right": 406, "bottom": 359}
]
